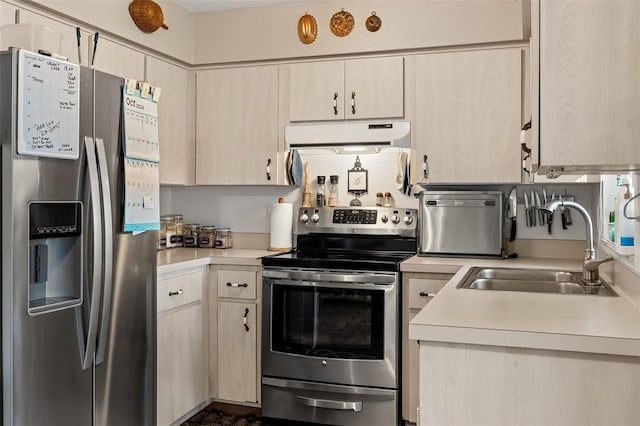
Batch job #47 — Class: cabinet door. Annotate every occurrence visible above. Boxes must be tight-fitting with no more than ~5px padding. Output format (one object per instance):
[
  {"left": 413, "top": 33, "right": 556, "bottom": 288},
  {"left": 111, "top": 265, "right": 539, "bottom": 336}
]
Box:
[
  {"left": 539, "top": 1, "right": 640, "bottom": 169},
  {"left": 146, "top": 57, "right": 195, "bottom": 185},
  {"left": 0, "top": 4, "right": 90, "bottom": 66},
  {"left": 345, "top": 57, "right": 404, "bottom": 120},
  {"left": 157, "top": 304, "right": 206, "bottom": 426},
  {"left": 217, "top": 301, "right": 257, "bottom": 403},
  {"left": 289, "top": 60, "right": 345, "bottom": 121},
  {"left": 196, "top": 66, "right": 279, "bottom": 184},
  {"left": 90, "top": 35, "right": 145, "bottom": 81},
  {"left": 413, "top": 49, "right": 522, "bottom": 183}
]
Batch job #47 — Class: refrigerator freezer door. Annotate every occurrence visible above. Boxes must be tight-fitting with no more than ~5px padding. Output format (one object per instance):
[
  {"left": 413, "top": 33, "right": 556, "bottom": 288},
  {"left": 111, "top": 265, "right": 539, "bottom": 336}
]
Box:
[
  {"left": 80, "top": 68, "right": 157, "bottom": 426},
  {"left": 1, "top": 50, "right": 92, "bottom": 426}
]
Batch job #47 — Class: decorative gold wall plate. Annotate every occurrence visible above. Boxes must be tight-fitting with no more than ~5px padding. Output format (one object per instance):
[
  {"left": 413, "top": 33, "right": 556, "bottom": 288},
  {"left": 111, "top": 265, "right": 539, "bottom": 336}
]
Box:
[
  {"left": 297, "top": 13, "right": 318, "bottom": 44},
  {"left": 330, "top": 9, "right": 354, "bottom": 37},
  {"left": 366, "top": 12, "right": 382, "bottom": 32}
]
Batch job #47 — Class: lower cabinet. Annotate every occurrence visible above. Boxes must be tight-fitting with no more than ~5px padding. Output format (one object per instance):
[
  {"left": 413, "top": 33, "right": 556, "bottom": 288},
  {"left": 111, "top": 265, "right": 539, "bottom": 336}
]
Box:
[
  {"left": 210, "top": 266, "right": 261, "bottom": 405},
  {"left": 157, "top": 266, "right": 208, "bottom": 426},
  {"left": 402, "top": 272, "right": 454, "bottom": 424}
]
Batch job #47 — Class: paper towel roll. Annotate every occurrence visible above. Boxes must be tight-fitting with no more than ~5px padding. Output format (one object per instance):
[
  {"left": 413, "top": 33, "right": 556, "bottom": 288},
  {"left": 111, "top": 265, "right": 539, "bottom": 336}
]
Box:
[{"left": 269, "top": 202, "right": 293, "bottom": 251}]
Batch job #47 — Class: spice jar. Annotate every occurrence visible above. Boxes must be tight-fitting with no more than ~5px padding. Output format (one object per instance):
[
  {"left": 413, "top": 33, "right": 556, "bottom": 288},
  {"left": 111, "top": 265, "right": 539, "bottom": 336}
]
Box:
[
  {"left": 199, "top": 226, "right": 217, "bottom": 248},
  {"left": 216, "top": 227, "right": 233, "bottom": 249},
  {"left": 376, "top": 192, "right": 384, "bottom": 207},
  {"left": 316, "top": 176, "right": 326, "bottom": 207},
  {"left": 163, "top": 215, "right": 177, "bottom": 248},
  {"left": 383, "top": 192, "right": 394, "bottom": 207},
  {"left": 173, "top": 214, "right": 185, "bottom": 247},
  {"left": 184, "top": 223, "right": 200, "bottom": 248},
  {"left": 158, "top": 217, "right": 168, "bottom": 250},
  {"left": 328, "top": 175, "right": 339, "bottom": 207}
]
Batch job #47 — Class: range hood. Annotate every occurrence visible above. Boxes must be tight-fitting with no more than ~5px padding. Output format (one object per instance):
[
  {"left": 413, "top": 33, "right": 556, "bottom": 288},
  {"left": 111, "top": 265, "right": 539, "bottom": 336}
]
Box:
[{"left": 285, "top": 121, "right": 410, "bottom": 153}]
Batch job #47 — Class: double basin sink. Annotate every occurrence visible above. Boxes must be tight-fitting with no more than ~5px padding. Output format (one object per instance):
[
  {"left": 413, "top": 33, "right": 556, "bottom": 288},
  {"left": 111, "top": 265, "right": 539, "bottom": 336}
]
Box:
[{"left": 458, "top": 267, "right": 617, "bottom": 296}]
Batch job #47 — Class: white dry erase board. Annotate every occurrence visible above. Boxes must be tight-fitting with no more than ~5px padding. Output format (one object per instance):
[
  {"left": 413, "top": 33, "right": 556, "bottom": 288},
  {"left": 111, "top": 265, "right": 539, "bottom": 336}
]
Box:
[{"left": 17, "top": 49, "right": 80, "bottom": 159}]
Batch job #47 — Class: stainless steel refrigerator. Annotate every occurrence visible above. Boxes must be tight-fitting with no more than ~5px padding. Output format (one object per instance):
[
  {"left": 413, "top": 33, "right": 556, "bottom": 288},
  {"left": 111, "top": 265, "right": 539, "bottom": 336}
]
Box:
[{"left": 1, "top": 48, "right": 156, "bottom": 425}]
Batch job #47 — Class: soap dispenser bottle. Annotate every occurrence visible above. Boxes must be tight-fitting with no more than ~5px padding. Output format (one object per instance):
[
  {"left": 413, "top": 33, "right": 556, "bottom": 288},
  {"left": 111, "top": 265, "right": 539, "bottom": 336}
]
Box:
[{"left": 615, "top": 177, "right": 635, "bottom": 247}]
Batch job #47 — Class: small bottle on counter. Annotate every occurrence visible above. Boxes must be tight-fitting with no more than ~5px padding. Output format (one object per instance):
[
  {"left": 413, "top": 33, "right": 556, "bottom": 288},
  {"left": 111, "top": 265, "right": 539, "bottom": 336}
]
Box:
[
  {"left": 157, "top": 217, "right": 168, "bottom": 250},
  {"left": 383, "top": 192, "right": 394, "bottom": 207},
  {"left": 163, "top": 215, "right": 177, "bottom": 248},
  {"left": 184, "top": 223, "right": 200, "bottom": 248},
  {"left": 199, "top": 226, "right": 217, "bottom": 248},
  {"left": 173, "top": 214, "right": 185, "bottom": 247},
  {"left": 328, "top": 175, "right": 339, "bottom": 207},
  {"left": 216, "top": 227, "right": 233, "bottom": 249},
  {"left": 376, "top": 192, "right": 384, "bottom": 207},
  {"left": 316, "top": 176, "right": 326, "bottom": 207}
]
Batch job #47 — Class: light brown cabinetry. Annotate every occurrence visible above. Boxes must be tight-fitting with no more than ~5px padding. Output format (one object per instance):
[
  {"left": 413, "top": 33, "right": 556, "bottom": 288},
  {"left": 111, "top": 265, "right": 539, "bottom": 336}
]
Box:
[
  {"left": 157, "top": 266, "right": 208, "bottom": 426},
  {"left": 210, "top": 266, "right": 261, "bottom": 404},
  {"left": 536, "top": 0, "right": 640, "bottom": 173},
  {"left": 407, "top": 48, "right": 523, "bottom": 183},
  {"left": 402, "top": 272, "right": 453, "bottom": 424},
  {"left": 146, "top": 57, "right": 195, "bottom": 185},
  {"left": 289, "top": 57, "right": 404, "bottom": 121},
  {"left": 196, "top": 66, "right": 279, "bottom": 185}
]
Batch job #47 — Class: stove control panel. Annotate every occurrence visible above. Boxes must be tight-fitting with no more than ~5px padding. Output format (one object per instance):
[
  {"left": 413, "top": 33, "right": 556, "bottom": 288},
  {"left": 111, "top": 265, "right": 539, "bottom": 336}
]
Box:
[{"left": 296, "top": 207, "right": 417, "bottom": 237}]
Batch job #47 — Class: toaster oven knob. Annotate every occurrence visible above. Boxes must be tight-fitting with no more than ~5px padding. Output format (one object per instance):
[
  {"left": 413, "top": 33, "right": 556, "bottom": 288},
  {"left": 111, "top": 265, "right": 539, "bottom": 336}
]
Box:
[
  {"left": 311, "top": 213, "right": 320, "bottom": 223},
  {"left": 403, "top": 215, "right": 414, "bottom": 225},
  {"left": 380, "top": 214, "right": 389, "bottom": 223},
  {"left": 391, "top": 214, "right": 400, "bottom": 224},
  {"left": 300, "top": 213, "right": 309, "bottom": 223}
]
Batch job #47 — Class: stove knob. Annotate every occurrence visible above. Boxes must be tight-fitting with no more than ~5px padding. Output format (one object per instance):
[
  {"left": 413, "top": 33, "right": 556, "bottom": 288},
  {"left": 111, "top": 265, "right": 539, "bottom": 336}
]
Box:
[
  {"left": 403, "top": 216, "right": 414, "bottom": 225},
  {"left": 391, "top": 214, "right": 400, "bottom": 224},
  {"left": 380, "top": 215, "right": 389, "bottom": 223},
  {"left": 300, "top": 213, "right": 309, "bottom": 223},
  {"left": 311, "top": 213, "right": 320, "bottom": 223}
]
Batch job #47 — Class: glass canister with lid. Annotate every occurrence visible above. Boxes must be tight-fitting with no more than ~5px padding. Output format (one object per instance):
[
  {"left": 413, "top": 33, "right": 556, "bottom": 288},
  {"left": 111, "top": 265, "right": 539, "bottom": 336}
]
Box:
[
  {"left": 157, "top": 217, "right": 168, "bottom": 250},
  {"left": 183, "top": 223, "right": 200, "bottom": 248},
  {"left": 215, "top": 227, "right": 233, "bottom": 249},
  {"left": 199, "top": 226, "right": 217, "bottom": 248},
  {"left": 162, "top": 215, "right": 177, "bottom": 248},
  {"left": 173, "top": 214, "right": 185, "bottom": 247}
]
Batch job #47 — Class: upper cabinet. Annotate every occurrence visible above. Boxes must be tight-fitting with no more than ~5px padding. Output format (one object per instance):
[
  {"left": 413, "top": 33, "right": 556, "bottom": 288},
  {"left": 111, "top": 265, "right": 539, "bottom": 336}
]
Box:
[
  {"left": 196, "top": 66, "right": 279, "bottom": 185},
  {"left": 535, "top": 0, "right": 640, "bottom": 174},
  {"left": 146, "top": 57, "right": 195, "bottom": 185},
  {"left": 289, "top": 57, "right": 404, "bottom": 122},
  {"left": 408, "top": 48, "right": 523, "bottom": 184},
  {"left": 90, "top": 35, "right": 145, "bottom": 81}
]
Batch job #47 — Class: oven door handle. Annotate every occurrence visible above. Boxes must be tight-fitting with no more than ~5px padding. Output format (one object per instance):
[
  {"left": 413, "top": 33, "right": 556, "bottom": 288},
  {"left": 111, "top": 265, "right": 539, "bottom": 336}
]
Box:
[
  {"left": 262, "top": 269, "right": 396, "bottom": 285},
  {"left": 295, "top": 396, "right": 363, "bottom": 412}
]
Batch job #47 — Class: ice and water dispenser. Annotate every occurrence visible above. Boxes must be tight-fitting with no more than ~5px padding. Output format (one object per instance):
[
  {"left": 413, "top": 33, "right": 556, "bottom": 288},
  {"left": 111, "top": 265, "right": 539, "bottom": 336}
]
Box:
[{"left": 28, "top": 202, "right": 83, "bottom": 314}]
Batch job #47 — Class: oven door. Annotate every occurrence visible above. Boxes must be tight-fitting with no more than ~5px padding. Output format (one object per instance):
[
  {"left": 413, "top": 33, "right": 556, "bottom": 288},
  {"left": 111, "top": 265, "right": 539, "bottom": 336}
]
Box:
[{"left": 262, "top": 269, "right": 399, "bottom": 389}]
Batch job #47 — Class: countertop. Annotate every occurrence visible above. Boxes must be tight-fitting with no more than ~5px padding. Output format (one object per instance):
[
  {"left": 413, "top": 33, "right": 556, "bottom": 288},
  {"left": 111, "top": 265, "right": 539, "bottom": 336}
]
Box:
[
  {"left": 157, "top": 248, "right": 274, "bottom": 274},
  {"left": 405, "top": 256, "right": 640, "bottom": 357}
]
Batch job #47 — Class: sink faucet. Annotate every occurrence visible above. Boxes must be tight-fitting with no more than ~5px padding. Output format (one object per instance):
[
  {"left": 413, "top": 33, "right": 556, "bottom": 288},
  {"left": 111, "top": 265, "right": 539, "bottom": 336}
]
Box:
[{"left": 541, "top": 200, "right": 613, "bottom": 285}]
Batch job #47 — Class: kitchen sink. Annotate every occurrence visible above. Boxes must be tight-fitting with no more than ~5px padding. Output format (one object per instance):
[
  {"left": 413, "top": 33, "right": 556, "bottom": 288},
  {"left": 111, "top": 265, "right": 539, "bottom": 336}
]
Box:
[{"left": 457, "top": 267, "right": 617, "bottom": 296}]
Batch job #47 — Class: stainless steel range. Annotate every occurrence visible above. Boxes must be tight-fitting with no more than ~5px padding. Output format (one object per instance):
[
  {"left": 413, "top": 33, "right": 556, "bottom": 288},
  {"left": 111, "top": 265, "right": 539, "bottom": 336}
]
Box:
[{"left": 261, "top": 206, "right": 417, "bottom": 426}]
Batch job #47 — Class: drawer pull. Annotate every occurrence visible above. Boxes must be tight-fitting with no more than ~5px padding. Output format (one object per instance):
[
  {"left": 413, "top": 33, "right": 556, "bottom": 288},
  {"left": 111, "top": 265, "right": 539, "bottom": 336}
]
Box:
[
  {"left": 243, "top": 308, "right": 250, "bottom": 332},
  {"left": 419, "top": 292, "right": 436, "bottom": 298},
  {"left": 168, "top": 289, "right": 183, "bottom": 296},
  {"left": 227, "top": 282, "right": 249, "bottom": 288}
]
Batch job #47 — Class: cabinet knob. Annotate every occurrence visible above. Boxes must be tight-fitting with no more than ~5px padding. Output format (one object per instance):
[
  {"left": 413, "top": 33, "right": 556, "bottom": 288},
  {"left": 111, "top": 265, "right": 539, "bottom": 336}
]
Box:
[
  {"left": 168, "top": 289, "right": 183, "bottom": 296},
  {"left": 419, "top": 292, "right": 436, "bottom": 298},
  {"left": 243, "top": 307, "right": 250, "bottom": 332},
  {"left": 227, "top": 282, "right": 249, "bottom": 288},
  {"left": 333, "top": 92, "right": 339, "bottom": 115}
]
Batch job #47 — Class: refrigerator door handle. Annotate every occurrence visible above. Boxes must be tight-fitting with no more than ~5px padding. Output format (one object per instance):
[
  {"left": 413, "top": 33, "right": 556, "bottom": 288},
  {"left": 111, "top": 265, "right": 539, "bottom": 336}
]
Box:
[
  {"left": 80, "top": 136, "right": 104, "bottom": 370},
  {"left": 94, "top": 138, "right": 113, "bottom": 365}
]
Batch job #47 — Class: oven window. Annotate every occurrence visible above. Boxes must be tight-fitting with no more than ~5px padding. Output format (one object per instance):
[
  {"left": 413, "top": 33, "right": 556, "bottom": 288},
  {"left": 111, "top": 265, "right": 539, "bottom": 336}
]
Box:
[{"left": 271, "top": 285, "right": 385, "bottom": 359}]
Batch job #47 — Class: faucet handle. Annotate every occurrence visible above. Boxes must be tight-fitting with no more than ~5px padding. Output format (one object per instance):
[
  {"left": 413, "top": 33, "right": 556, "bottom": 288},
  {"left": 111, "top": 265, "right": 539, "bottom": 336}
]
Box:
[
  {"left": 582, "top": 257, "right": 613, "bottom": 285},
  {"left": 584, "top": 257, "right": 613, "bottom": 271}
]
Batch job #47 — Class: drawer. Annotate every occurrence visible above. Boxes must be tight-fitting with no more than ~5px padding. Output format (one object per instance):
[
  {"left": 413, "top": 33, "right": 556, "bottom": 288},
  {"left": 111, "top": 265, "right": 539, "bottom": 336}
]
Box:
[
  {"left": 157, "top": 270, "right": 204, "bottom": 313},
  {"left": 408, "top": 278, "right": 447, "bottom": 310},
  {"left": 217, "top": 270, "right": 257, "bottom": 299}
]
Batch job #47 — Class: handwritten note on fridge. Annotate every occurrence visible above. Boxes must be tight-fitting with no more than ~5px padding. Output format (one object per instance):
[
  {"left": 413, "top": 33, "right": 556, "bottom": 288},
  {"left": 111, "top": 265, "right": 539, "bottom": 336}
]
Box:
[{"left": 17, "top": 49, "right": 80, "bottom": 159}]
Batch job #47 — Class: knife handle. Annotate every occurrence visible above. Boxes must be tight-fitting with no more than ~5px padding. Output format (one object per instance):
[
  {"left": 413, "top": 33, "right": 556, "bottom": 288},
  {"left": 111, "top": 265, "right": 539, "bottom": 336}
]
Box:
[{"left": 509, "top": 217, "right": 516, "bottom": 241}]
